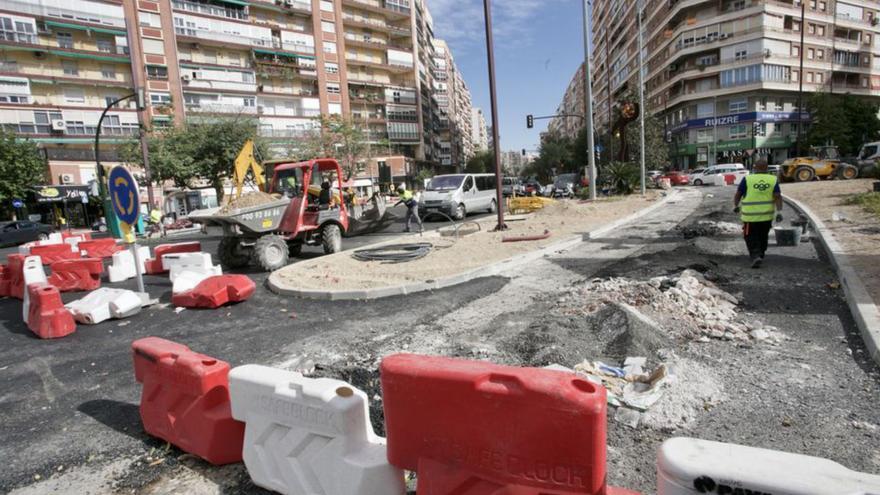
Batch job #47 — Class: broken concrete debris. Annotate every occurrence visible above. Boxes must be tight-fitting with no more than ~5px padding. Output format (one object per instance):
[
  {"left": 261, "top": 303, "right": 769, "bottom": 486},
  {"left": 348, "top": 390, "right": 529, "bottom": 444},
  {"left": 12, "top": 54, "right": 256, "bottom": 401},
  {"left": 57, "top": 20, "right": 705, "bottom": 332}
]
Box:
[{"left": 562, "top": 269, "right": 783, "bottom": 344}]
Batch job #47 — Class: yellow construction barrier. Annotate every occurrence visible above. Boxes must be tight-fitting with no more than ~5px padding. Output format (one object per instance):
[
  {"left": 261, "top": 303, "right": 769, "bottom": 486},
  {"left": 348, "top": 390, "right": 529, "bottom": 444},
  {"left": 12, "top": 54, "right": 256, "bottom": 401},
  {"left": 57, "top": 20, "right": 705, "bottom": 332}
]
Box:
[{"left": 507, "top": 195, "right": 555, "bottom": 214}]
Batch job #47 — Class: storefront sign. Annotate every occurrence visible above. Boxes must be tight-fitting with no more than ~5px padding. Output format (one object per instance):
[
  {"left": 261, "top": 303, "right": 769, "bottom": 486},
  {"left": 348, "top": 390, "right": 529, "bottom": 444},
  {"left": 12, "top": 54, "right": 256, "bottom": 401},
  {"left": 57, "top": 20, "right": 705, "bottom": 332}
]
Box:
[
  {"left": 672, "top": 111, "right": 811, "bottom": 132},
  {"left": 676, "top": 136, "right": 793, "bottom": 155},
  {"left": 33, "top": 185, "right": 91, "bottom": 203}
]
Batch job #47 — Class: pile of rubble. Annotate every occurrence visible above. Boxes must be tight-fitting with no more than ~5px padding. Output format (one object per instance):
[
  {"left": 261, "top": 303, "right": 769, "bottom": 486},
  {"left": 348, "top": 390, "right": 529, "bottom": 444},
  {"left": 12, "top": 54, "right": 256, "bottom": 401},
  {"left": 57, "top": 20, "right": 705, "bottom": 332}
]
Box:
[{"left": 565, "top": 269, "right": 782, "bottom": 344}]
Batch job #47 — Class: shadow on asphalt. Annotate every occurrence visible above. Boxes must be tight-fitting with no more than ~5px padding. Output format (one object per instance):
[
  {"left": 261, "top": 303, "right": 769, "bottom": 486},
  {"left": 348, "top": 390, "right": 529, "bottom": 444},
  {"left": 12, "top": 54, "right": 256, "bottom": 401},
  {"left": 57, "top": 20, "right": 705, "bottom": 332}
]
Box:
[
  {"left": 78, "top": 399, "right": 146, "bottom": 442},
  {"left": 0, "top": 298, "right": 34, "bottom": 338}
]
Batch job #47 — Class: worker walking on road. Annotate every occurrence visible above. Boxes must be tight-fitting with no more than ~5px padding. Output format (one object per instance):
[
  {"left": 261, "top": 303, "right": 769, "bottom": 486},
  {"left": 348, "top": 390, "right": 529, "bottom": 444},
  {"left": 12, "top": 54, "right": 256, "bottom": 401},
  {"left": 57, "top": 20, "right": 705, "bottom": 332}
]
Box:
[
  {"left": 734, "top": 159, "right": 783, "bottom": 268},
  {"left": 395, "top": 184, "right": 422, "bottom": 233}
]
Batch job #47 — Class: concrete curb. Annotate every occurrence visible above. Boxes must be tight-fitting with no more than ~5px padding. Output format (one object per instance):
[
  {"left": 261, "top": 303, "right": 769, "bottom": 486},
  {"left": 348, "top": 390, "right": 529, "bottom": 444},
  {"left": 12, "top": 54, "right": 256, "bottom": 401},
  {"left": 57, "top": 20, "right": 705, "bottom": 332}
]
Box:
[
  {"left": 784, "top": 196, "right": 880, "bottom": 366},
  {"left": 267, "top": 190, "right": 683, "bottom": 301}
]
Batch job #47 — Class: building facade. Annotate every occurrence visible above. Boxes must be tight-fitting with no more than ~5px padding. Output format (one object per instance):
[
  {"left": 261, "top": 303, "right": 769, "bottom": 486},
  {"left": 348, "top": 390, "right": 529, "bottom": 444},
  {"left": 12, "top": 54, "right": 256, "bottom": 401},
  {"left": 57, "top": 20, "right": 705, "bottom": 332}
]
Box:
[
  {"left": 556, "top": 0, "right": 880, "bottom": 170},
  {"left": 0, "top": 0, "right": 470, "bottom": 189},
  {"left": 430, "top": 38, "right": 474, "bottom": 170},
  {"left": 547, "top": 62, "right": 586, "bottom": 141},
  {"left": 470, "top": 106, "right": 488, "bottom": 151}
]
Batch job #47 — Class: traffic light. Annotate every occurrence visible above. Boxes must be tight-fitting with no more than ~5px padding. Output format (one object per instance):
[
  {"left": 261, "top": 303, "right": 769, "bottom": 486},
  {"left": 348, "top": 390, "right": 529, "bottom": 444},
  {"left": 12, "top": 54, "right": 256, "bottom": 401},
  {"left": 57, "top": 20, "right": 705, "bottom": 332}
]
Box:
[
  {"left": 522, "top": 149, "right": 526, "bottom": 156},
  {"left": 526, "top": 114, "right": 534, "bottom": 128}
]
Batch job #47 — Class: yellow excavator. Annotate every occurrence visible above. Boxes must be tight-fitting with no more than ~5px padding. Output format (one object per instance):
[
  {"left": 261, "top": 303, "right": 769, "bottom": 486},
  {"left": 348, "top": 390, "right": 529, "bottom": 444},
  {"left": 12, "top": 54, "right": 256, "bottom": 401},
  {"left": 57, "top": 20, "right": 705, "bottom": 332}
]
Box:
[{"left": 231, "top": 139, "right": 266, "bottom": 199}]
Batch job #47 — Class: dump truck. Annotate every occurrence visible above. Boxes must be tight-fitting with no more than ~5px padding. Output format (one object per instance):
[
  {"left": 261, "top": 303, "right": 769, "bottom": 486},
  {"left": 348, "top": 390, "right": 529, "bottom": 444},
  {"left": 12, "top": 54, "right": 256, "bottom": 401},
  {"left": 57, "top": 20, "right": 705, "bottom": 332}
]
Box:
[
  {"left": 780, "top": 146, "right": 859, "bottom": 182},
  {"left": 189, "top": 158, "right": 349, "bottom": 271}
]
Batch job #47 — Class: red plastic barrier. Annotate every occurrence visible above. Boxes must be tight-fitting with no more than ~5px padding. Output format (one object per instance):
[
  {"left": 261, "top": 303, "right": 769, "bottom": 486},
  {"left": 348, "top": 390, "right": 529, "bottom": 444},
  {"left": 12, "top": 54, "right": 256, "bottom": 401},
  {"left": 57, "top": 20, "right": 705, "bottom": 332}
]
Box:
[
  {"left": 0, "top": 264, "right": 7, "bottom": 297},
  {"left": 381, "top": 354, "right": 615, "bottom": 495},
  {"left": 6, "top": 254, "right": 26, "bottom": 300},
  {"left": 78, "top": 238, "right": 123, "bottom": 258},
  {"left": 171, "top": 275, "right": 256, "bottom": 309},
  {"left": 48, "top": 258, "right": 104, "bottom": 292},
  {"left": 62, "top": 231, "right": 92, "bottom": 241},
  {"left": 26, "top": 283, "right": 76, "bottom": 339},
  {"left": 132, "top": 337, "right": 244, "bottom": 465},
  {"left": 144, "top": 242, "right": 202, "bottom": 274},
  {"left": 29, "top": 244, "right": 80, "bottom": 265}
]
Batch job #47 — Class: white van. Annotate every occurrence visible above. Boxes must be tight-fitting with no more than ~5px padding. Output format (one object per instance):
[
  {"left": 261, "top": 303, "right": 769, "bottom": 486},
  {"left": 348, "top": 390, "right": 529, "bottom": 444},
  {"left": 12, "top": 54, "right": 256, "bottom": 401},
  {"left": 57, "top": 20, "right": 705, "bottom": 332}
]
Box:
[
  {"left": 690, "top": 163, "right": 746, "bottom": 185},
  {"left": 419, "top": 173, "right": 498, "bottom": 220}
]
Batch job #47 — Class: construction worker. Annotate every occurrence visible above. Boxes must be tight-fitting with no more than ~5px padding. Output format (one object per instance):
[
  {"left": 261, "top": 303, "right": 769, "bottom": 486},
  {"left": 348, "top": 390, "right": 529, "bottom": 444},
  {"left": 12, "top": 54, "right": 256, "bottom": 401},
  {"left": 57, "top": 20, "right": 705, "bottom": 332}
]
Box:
[
  {"left": 734, "top": 159, "right": 783, "bottom": 268},
  {"left": 395, "top": 183, "right": 422, "bottom": 233}
]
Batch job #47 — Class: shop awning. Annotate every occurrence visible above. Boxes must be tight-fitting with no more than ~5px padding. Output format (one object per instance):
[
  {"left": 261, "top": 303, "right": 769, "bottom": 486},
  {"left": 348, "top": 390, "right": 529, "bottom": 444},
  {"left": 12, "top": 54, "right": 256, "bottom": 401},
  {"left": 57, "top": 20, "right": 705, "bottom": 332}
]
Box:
[
  {"left": 49, "top": 49, "right": 129, "bottom": 63},
  {"left": 44, "top": 20, "right": 126, "bottom": 37}
]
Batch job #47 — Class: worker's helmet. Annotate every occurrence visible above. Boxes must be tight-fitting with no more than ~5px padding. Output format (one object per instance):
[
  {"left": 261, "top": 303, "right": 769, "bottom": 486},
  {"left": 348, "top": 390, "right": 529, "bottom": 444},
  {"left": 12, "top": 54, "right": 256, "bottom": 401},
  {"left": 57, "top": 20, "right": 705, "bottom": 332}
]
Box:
[{"left": 396, "top": 184, "right": 405, "bottom": 193}]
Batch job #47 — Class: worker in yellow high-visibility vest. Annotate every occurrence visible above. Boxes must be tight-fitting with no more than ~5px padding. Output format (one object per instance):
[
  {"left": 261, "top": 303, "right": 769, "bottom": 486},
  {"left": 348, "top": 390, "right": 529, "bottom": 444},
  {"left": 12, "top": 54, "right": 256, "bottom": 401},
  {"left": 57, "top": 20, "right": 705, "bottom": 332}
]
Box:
[{"left": 733, "top": 159, "right": 783, "bottom": 269}]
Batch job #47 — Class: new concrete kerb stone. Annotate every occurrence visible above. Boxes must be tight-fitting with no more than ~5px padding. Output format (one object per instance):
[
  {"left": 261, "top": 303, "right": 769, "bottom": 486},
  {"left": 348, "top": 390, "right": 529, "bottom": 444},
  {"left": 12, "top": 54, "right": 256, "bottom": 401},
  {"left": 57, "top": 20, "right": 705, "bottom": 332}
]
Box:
[
  {"left": 267, "top": 191, "right": 682, "bottom": 301},
  {"left": 784, "top": 196, "right": 880, "bottom": 367}
]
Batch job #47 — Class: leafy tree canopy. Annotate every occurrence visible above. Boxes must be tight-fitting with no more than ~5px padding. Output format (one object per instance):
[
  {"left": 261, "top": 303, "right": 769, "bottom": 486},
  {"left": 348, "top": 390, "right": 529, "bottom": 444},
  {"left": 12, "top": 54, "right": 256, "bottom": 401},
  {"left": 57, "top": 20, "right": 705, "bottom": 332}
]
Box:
[{"left": 0, "top": 130, "right": 48, "bottom": 209}]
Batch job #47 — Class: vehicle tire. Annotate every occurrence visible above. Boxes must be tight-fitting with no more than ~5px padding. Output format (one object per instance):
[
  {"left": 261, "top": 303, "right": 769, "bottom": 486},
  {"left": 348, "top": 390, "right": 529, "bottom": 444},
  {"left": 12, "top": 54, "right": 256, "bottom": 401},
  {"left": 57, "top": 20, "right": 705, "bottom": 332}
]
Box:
[
  {"left": 454, "top": 203, "right": 466, "bottom": 220},
  {"left": 321, "top": 224, "right": 342, "bottom": 254},
  {"left": 37, "top": 233, "right": 49, "bottom": 241},
  {"left": 218, "top": 237, "right": 251, "bottom": 269},
  {"left": 252, "top": 234, "right": 289, "bottom": 271},
  {"left": 487, "top": 200, "right": 497, "bottom": 214},
  {"left": 794, "top": 166, "right": 816, "bottom": 182},
  {"left": 837, "top": 164, "right": 859, "bottom": 180},
  {"left": 693, "top": 179, "right": 703, "bottom": 186}
]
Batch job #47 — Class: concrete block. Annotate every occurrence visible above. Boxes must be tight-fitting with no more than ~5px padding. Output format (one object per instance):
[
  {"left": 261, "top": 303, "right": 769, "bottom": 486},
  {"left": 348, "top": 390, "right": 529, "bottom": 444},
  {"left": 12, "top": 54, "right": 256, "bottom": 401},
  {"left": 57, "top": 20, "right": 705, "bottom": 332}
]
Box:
[{"left": 228, "top": 364, "right": 405, "bottom": 495}]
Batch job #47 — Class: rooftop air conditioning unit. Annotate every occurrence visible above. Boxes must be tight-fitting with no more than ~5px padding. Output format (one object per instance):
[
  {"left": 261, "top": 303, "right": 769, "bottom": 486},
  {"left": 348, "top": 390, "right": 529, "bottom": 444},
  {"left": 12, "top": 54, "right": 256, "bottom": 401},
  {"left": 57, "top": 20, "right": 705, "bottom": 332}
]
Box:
[
  {"left": 182, "top": 74, "right": 191, "bottom": 81},
  {"left": 60, "top": 173, "right": 74, "bottom": 184},
  {"left": 51, "top": 120, "right": 66, "bottom": 132}
]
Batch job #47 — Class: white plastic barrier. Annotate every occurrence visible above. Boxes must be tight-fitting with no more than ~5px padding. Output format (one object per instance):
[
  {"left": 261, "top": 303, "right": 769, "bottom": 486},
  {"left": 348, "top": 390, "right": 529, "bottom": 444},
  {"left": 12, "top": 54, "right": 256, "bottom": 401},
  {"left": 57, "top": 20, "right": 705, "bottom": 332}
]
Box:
[
  {"left": 171, "top": 271, "right": 213, "bottom": 295},
  {"left": 107, "top": 246, "right": 151, "bottom": 283},
  {"left": 228, "top": 365, "right": 406, "bottom": 495},
  {"left": 47, "top": 232, "right": 62, "bottom": 244},
  {"left": 63, "top": 236, "right": 83, "bottom": 252},
  {"left": 65, "top": 288, "right": 143, "bottom": 324},
  {"left": 163, "top": 252, "right": 221, "bottom": 279},
  {"left": 21, "top": 256, "right": 48, "bottom": 322},
  {"left": 658, "top": 437, "right": 880, "bottom": 494}
]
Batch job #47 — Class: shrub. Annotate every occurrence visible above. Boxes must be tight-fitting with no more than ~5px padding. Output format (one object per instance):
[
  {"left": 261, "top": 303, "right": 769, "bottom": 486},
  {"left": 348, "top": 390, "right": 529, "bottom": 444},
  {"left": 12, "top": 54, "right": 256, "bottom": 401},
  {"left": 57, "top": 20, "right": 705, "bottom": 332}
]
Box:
[{"left": 602, "top": 161, "right": 641, "bottom": 195}]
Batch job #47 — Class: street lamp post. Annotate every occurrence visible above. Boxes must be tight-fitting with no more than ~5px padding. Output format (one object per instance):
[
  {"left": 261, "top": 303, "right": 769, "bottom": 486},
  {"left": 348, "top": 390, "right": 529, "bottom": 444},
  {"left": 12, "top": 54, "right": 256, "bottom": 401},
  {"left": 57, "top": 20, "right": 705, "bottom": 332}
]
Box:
[
  {"left": 637, "top": 0, "right": 646, "bottom": 195},
  {"left": 582, "top": 0, "right": 597, "bottom": 200},
  {"left": 482, "top": 0, "right": 506, "bottom": 230}
]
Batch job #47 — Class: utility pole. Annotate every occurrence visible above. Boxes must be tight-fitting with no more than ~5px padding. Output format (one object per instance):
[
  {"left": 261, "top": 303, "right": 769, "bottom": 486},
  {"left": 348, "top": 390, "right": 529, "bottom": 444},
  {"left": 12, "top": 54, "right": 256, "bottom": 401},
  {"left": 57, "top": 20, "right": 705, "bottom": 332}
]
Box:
[
  {"left": 796, "top": 0, "right": 806, "bottom": 156},
  {"left": 123, "top": 15, "right": 156, "bottom": 208},
  {"left": 637, "top": 0, "right": 646, "bottom": 195},
  {"left": 582, "top": 0, "right": 597, "bottom": 200},
  {"left": 482, "top": 0, "right": 506, "bottom": 230}
]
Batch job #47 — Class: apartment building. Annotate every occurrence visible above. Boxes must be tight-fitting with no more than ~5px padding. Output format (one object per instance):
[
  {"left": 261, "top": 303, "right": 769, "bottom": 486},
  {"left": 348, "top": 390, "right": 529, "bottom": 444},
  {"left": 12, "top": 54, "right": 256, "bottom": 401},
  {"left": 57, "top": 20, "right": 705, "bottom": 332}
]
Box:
[
  {"left": 431, "top": 38, "right": 474, "bottom": 169},
  {"left": 471, "top": 106, "right": 488, "bottom": 151},
  {"left": 0, "top": 0, "right": 471, "bottom": 188},
  {"left": 547, "top": 62, "right": 586, "bottom": 141},
  {"left": 586, "top": 0, "right": 880, "bottom": 169}
]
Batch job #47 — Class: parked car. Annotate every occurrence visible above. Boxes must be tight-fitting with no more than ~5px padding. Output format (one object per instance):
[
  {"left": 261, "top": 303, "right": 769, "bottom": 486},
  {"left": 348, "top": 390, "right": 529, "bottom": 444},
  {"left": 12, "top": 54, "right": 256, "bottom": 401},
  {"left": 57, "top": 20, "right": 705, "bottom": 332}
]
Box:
[
  {"left": 523, "top": 181, "right": 543, "bottom": 196},
  {"left": 501, "top": 177, "right": 523, "bottom": 197},
  {"left": 690, "top": 163, "right": 746, "bottom": 186},
  {"left": 657, "top": 171, "right": 690, "bottom": 186},
  {"left": 685, "top": 168, "right": 705, "bottom": 184},
  {"left": 543, "top": 184, "right": 555, "bottom": 197},
  {"left": 0, "top": 221, "right": 53, "bottom": 246},
  {"left": 420, "top": 173, "right": 498, "bottom": 220},
  {"left": 646, "top": 170, "right": 663, "bottom": 184},
  {"left": 552, "top": 173, "right": 579, "bottom": 198}
]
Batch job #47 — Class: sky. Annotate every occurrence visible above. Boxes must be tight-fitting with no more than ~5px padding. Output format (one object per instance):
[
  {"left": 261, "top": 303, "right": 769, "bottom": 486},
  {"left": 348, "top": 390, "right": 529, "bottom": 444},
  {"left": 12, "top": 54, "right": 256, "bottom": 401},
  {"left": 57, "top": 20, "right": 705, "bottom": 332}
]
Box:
[{"left": 427, "top": 0, "right": 588, "bottom": 153}]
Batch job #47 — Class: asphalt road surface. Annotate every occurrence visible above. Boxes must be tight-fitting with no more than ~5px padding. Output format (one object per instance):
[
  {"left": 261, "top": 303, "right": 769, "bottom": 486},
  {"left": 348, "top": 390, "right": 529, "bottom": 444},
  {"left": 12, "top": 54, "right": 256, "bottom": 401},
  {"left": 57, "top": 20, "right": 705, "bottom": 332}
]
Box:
[{"left": 0, "top": 189, "right": 877, "bottom": 493}]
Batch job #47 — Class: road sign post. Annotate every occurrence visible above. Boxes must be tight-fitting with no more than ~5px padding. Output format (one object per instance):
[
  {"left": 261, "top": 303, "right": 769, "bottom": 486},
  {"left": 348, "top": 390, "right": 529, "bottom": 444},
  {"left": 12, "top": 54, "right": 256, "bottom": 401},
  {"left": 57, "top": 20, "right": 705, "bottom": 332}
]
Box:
[{"left": 108, "top": 166, "right": 145, "bottom": 294}]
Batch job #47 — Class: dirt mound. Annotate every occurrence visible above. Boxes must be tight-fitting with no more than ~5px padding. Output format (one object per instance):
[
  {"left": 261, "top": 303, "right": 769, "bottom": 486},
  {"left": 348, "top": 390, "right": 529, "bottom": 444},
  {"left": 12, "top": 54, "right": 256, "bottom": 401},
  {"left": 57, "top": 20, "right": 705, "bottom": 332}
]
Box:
[{"left": 217, "top": 192, "right": 278, "bottom": 214}]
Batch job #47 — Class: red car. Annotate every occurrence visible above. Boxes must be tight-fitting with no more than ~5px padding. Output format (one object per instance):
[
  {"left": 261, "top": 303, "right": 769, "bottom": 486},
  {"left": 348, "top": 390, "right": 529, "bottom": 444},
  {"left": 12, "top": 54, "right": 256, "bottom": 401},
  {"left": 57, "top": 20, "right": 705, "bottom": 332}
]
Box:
[{"left": 656, "top": 171, "right": 689, "bottom": 186}]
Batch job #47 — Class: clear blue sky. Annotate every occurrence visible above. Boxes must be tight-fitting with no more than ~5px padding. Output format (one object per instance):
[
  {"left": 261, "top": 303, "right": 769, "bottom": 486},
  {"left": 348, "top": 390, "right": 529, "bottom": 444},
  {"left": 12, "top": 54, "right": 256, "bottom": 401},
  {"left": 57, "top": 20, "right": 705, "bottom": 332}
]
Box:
[{"left": 428, "top": 0, "right": 587, "bottom": 153}]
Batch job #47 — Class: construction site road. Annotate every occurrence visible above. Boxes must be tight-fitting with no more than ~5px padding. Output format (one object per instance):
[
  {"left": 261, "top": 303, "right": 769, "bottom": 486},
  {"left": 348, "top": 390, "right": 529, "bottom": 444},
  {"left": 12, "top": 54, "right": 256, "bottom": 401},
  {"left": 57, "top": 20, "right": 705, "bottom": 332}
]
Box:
[{"left": 0, "top": 187, "right": 878, "bottom": 494}]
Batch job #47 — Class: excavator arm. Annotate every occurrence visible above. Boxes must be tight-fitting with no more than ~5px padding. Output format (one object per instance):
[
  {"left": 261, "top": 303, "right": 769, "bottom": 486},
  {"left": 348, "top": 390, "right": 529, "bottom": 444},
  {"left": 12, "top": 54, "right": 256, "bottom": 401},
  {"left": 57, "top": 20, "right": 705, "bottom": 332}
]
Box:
[{"left": 232, "top": 139, "right": 266, "bottom": 199}]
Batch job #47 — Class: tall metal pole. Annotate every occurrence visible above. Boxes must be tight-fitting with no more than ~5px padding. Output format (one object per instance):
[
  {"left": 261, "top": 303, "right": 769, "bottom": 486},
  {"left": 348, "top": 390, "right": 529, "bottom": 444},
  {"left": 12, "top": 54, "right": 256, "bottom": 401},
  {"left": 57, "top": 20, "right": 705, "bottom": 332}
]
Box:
[
  {"left": 483, "top": 0, "right": 506, "bottom": 230},
  {"left": 123, "top": 15, "right": 156, "bottom": 209},
  {"left": 796, "top": 0, "right": 805, "bottom": 156},
  {"left": 582, "top": 0, "right": 597, "bottom": 200},
  {"left": 637, "top": 0, "right": 646, "bottom": 195}
]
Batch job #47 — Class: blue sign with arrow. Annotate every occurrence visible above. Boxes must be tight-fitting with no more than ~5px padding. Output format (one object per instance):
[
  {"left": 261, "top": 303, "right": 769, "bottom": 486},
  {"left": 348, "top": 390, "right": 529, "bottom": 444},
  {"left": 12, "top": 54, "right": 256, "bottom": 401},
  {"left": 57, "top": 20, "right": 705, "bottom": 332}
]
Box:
[
  {"left": 11, "top": 199, "right": 23, "bottom": 209},
  {"left": 108, "top": 166, "right": 140, "bottom": 226}
]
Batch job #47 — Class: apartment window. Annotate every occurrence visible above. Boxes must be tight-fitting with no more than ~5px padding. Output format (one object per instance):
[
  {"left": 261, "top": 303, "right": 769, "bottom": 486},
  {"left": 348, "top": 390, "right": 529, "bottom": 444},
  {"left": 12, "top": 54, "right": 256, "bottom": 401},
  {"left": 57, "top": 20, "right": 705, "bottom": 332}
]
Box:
[
  {"left": 793, "top": 20, "right": 800, "bottom": 31},
  {"left": 150, "top": 92, "right": 172, "bottom": 105},
  {"left": 863, "top": 76, "right": 869, "bottom": 88},
  {"left": 729, "top": 124, "right": 747, "bottom": 139},
  {"left": 792, "top": 69, "right": 799, "bottom": 82},
  {"left": 866, "top": 34, "right": 873, "bottom": 45},
  {"left": 754, "top": 123, "right": 766, "bottom": 137},
  {"left": 0, "top": 94, "right": 27, "bottom": 103},
  {"left": 817, "top": 25, "right": 825, "bottom": 36},
  {"left": 697, "top": 129, "right": 713, "bottom": 143},
  {"left": 203, "top": 50, "right": 217, "bottom": 64},
  {"left": 774, "top": 100, "right": 783, "bottom": 111},
  {"left": 243, "top": 96, "right": 255, "bottom": 107},
  {"left": 323, "top": 41, "right": 337, "bottom": 53},
  {"left": 146, "top": 65, "right": 168, "bottom": 79},
  {"left": 326, "top": 83, "right": 340, "bottom": 94},
  {"left": 321, "top": 21, "right": 335, "bottom": 33},
  {"left": 325, "top": 62, "right": 339, "bottom": 74},
  {"left": 816, "top": 72, "right": 824, "bottom": 84},
  {"left": 142, "top": 38, "right": 165, "bottom": 55},
  {"left": 64, "top": 88, "right": 85, "bottom": 103},
  {"left": 819, "top": 1, "right": 826, "bottom": 10},
  {"left": 807, "top": 23, "right": 815, "bottom": 34},
  {"left": 809, "top": 0, "right": 816, "bottom": 8},
  {"left": 792, "top": 45, "right": 800, "bottom": 57},
  {"left": 104, "top": 96, "right": 117, "bottom": 107},
  {"left": 320, "top": 0, "right": 334, "bottom": 11},
  {"left": 808, "top": 48, "right": 814, "bottom": 59},
  {"left": 139, "top": 12, "right": 161, "bottom": 27},
  {"left": 242, "top": 71, "right": 255, "bottom": 83},
  {"left": 96, "top": 37, "right": 113, "bottom": 53},
  {"left": 735, "top": 49, "right": 747, "bottom": 61},
  {"left": 56, "top": 32, "right": 73, "bottom": 49},
  {"left": 729, "top": 98, "right": 747, "bottom": 113},
  {"left": 696, "top": 101, "right": 714, "bottom": 118},
  {"left": 229, "top": 53, "right": 241, "bottom": 66},
  {"left": 101, "top": 65, "right": 116, "bottom": 79},
  {"left": 62, "top": 60, "right": 78, "bottom": 76},
  {"left": 817, "top": 49, "right": 824, "bottom": 60},
  {"left": 806, "top": 72, "right": 814, "bottom": 83},
  {"left": 328, "top": 103, "right": 342, "bottom": 115}
]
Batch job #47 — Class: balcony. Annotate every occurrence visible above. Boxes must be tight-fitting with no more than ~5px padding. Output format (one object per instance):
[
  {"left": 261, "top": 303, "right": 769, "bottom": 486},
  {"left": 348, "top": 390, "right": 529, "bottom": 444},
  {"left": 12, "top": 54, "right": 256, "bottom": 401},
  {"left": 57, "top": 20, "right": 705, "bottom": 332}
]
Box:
[
  {"left": 174, "top": 26, "right": 273, "bottom": 49},
  {"left": 171, "top": 0, "right": 248, "bottom": 21},
  {"left": 184, "top": 77, "right": 257, "bottom": 93},
  {"left": 258, "top": 128, "right": 318, "bottom": 138},
  {"left": 3, "top": 0, "right": 125, "bottom": 28},
  {"left": 0, "top": 30, "right": 38, "bottom": 45},
  {"left": 341, "top": 0, "right": 410, "bottom": 18}
]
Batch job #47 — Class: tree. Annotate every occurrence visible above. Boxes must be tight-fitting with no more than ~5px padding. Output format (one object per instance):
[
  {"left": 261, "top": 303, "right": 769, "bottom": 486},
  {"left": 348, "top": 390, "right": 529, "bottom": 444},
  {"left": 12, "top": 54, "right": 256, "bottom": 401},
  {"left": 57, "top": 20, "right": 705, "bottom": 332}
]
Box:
[
  {"left": 624, "top": 114, "right": 670, "bottom": 169},
  {"left": 807, "top": 92, "right": 880, "bottom": 155},
  {"left": 0, "top": 130, "right": 47, "bottom": 215},
  {"left": 525, "top": 133, "right": 574, "bottom": 182},
  {"left": 465, "top": 150, "right": 494, "bottom": 173},
  {"left": 294, "top": 115, "right": 388, "bottom": 180},
  {"left": 121, "top": 115, "right": 265, "bottom": 204}
]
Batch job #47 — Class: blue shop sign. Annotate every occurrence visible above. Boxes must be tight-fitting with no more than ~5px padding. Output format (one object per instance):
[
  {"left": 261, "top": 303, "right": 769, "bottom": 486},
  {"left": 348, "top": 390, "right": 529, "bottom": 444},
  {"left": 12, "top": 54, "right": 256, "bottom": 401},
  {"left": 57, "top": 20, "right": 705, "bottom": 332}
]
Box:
[{"left": 672, "top": 111, "right": 811, "bottom": 132}]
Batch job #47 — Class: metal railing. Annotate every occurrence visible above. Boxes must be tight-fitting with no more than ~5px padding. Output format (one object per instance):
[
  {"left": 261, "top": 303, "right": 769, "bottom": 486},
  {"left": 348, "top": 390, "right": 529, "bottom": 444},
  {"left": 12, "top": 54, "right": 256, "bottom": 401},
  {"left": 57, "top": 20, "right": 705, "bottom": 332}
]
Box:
[
  {"left": 174, "top": 26, "right": 272, "bottom": 48},
  {"left": 258, "top": 128, "right": 318, "bottom": 137},
  {"left": 0, "top": 30, "right": 37, "bottom": 44},
  {"left": 171, "top": 0, "right": 247, "bottom": 20},
  {"left": 3, "top": 0, "right": 125, "bottom": 27}
]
